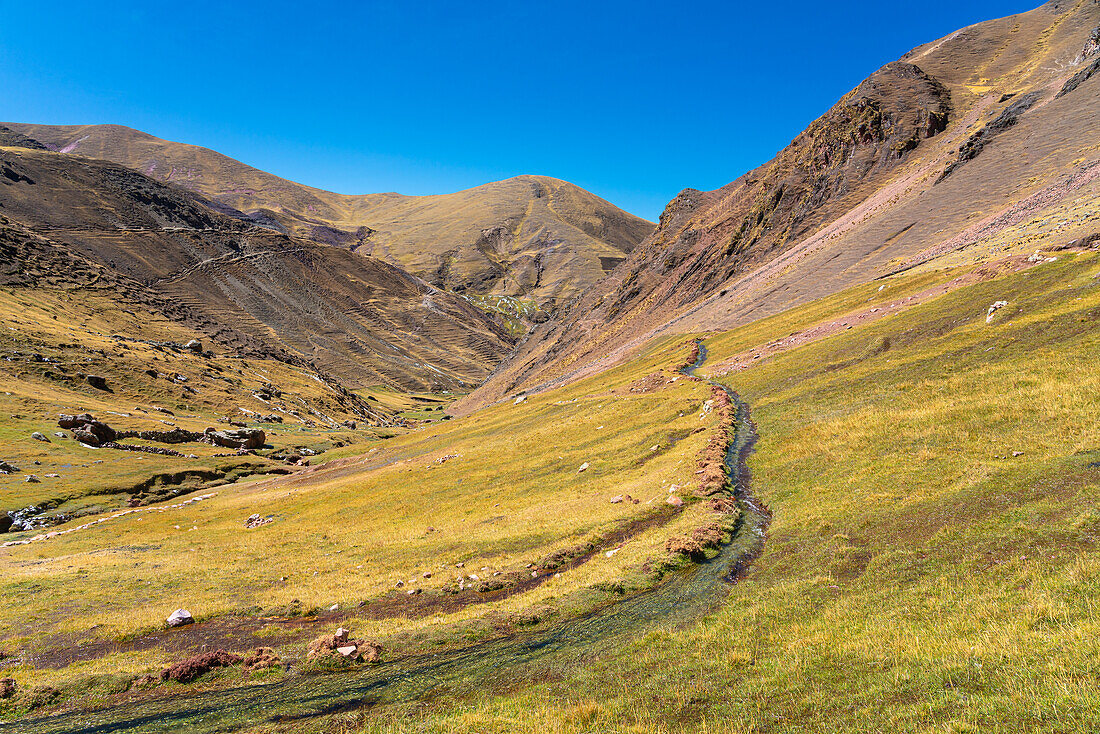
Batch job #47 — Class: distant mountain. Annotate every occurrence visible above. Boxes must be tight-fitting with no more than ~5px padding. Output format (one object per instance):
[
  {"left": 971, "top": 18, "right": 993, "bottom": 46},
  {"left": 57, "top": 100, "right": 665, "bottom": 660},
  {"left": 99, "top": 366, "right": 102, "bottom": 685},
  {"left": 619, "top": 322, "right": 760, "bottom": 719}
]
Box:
[
  {"left": 461, "top": 0, "right": 1100, "bottom": 410},
  {"left": 0, "top": 142, "right": 514, "bottom": 392},
  {"left": 3, "top": 123, "right": 654, "bottom": 310}
]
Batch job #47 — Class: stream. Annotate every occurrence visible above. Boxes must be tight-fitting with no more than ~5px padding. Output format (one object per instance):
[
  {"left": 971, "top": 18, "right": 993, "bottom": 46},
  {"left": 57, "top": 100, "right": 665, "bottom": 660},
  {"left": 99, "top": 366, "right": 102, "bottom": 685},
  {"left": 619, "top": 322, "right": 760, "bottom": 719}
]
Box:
[{"left": 9, "top": 341, "right": 770, "bottom": 734}]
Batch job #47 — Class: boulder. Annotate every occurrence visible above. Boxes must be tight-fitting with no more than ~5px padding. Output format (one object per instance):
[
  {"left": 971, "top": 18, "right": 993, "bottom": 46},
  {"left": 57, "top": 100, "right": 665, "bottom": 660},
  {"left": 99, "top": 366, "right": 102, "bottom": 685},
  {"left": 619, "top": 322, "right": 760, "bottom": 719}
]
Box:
[
  {"left": 31, "top": 432, "right": 49, "bottom": 442},
  {"left": 206, "top": 428, "right": 266, "bottom": 450},
  {"left": 0, "top": 460, "right": 17, "bottom": 474},
  {"left": 183, "top": 339, "right": 203, "bottom": 352},
  {"left": 86, "top": 375, "right": 109, "bottom": 391},
  {"left": 578, "top": 462, "right": 589, "bottom": 473},
  {"left": 666, "top": 495, "right": 684, "bottom": 508},
  {"left": 60, "top": 413, "right": 117, "bottom": 445},
  {"left": 166, "top": 609, "right": 194, "bottom": 627},
  {"left": 25, "top": 475, "right": 40, "bottom": 483},
  {"left": 0, "top": 678, "right": 14, "bottom": 699},
  {"left": 986, "top": 300, "right": 1009, "bottom": 323}
]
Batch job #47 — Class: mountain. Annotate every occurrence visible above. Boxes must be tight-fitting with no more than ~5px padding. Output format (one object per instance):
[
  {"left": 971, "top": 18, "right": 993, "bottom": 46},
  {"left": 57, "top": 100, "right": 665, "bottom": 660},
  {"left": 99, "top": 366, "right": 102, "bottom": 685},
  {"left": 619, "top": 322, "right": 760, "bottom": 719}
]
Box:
[
  {"left": 2, "top": 123, "right": 655, "bottom": 310},
  {"left": 0, "top": 139, "right": 515, "bottom": 392},
  {"left": 459, "top": 0, "right": 1100, "bottom": 411}
]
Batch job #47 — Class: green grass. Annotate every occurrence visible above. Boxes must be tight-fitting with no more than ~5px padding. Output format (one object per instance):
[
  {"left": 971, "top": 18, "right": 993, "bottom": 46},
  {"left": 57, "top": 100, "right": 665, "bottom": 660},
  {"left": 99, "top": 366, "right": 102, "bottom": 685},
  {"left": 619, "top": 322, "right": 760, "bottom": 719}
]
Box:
[
  {"left": 339, "top": 252, "right": 1100, "bottom": 733},
  {"left": 6, "top": 253, "right": 1100, "bottom": 731}
]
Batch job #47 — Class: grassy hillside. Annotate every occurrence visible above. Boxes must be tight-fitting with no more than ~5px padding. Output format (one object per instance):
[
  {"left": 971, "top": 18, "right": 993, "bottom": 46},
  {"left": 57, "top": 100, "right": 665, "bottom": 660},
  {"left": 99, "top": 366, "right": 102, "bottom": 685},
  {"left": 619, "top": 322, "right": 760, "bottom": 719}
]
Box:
[
  {"left": 350, "top": 249, "right": 1100, "bottom": 733},
  {"left": 4, "top": 240, "right": 1098, "bottom": 732}
]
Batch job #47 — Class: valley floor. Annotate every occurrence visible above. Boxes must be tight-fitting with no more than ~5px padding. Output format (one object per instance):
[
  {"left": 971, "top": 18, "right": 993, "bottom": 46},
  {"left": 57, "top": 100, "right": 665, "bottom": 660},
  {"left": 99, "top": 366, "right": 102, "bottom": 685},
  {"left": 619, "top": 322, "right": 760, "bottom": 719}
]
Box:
[{"left": 2, "top": 247, "right": 1100, "bottom": 732}]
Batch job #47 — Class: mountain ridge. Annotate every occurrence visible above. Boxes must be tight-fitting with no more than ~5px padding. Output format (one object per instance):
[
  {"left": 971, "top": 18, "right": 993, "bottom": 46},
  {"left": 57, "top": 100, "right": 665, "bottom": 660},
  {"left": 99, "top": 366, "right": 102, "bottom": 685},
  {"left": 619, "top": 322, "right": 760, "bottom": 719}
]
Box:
[
  {"left": 3, "top": 122, "right": 654, "bottom": 309},
  {"left": 456, "top": 0, "right": 1100, "bottom": 413}
]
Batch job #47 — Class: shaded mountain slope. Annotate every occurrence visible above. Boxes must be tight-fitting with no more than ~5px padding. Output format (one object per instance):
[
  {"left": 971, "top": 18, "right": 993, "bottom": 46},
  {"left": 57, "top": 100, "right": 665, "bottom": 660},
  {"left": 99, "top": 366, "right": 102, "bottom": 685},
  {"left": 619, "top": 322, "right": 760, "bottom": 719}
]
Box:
[
  {"left": 0, "top": 143, "right": 515, "bottom": 392},
  {"left": 459, "top": 0, "right": 1100, "bottom": 411},
  {"left": 2, "top": 124, "right": 654, "bottom": 308}
]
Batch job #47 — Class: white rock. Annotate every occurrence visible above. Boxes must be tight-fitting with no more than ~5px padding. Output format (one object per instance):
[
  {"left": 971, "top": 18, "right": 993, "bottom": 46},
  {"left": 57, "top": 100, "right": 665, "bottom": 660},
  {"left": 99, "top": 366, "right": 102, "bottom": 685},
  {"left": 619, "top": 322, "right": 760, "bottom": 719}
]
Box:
[
  {"left": 514, "top": 395, "right": 526, "bottom": 405},
  {"left": 610, "top": 495, "right": 624, "bottom": 504},
  {"left": 666, "top": 495, "right": 684, "bottom": 508},
  {"left": 337, "top": 645, "right": 358, "bottom": 657},
  {"left": 986, "top": 301, "right": 1009, "bottom": 323},
  {"left": 578, "top": 462, "right": 589, "bottom": 473},
  {"left": 166, "top": 609, "right": 194, "bottom": 627}
]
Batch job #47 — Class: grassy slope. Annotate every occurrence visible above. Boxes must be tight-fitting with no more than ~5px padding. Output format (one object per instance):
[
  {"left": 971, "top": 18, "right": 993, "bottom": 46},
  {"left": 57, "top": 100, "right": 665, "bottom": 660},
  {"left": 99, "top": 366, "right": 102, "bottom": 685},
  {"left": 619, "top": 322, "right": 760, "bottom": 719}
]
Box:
[
  {"left": 350, "top": 252, "right": 1100, "bottom": 733},
  {"left": 0, "top": 331, "right": 726, "bottom": 703}
]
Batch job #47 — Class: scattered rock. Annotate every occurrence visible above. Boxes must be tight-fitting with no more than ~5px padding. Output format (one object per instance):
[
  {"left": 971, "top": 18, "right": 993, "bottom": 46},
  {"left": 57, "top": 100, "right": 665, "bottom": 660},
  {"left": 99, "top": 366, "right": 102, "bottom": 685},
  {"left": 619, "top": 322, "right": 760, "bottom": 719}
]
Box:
[
  {"left": 31, "top": 432, "right": 49, "bottom": 442},
  {"left": 166, "top": 609, "right": 194, "bottom": 628},
  {"left": 52, "top": 432, "right": 66, "bottom": 439},
  {"left": 245, "top": 514, "right": 273, "bottom": 529}
]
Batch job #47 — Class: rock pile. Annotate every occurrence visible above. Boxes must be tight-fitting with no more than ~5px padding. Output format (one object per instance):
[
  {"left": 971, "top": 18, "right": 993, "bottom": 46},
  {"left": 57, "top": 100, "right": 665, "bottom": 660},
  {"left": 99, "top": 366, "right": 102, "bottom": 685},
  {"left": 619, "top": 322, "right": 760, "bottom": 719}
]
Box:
[{"left": 307, "top": 627, "right": 382, "bottom": 664}]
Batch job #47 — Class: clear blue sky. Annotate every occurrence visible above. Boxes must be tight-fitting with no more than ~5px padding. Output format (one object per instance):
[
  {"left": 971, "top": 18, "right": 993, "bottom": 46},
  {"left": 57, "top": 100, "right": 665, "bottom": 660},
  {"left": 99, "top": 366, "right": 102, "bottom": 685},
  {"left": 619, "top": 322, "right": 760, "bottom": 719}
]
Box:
[{"left": 0, "top": 1, "right": 1038, "bottom": 221}]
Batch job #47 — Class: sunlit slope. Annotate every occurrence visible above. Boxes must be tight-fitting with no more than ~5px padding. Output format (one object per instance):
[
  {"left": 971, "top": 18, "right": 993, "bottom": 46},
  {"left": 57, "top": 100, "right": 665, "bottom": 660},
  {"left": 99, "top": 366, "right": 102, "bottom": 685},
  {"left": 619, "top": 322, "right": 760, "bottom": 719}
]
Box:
[
  {"left": 4, "top": 124, "right": 654, "bottom": 307},
  {"left": 465, "top": 0, "right": 1100, "bottom": 409},
  {"left": 358, "top": 251, "right": 1100, "bottom": 733},
  {"left": 0, "top": 332, "right": 730, "bottom": 699}
]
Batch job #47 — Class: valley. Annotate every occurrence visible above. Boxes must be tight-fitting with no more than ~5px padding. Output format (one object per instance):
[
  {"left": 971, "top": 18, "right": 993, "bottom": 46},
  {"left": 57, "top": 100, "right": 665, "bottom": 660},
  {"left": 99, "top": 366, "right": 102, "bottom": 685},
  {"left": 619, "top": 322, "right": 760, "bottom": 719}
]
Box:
[{"left": 1, "top": 1, "right": 1099, "bottom": 732}]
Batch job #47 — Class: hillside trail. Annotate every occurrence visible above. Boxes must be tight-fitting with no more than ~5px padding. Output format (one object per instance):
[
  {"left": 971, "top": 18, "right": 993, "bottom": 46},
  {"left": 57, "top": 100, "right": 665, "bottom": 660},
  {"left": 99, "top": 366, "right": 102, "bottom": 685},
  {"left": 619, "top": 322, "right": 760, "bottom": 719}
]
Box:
[{"left": 7, "top": 341, "right": 770, "bottom": 734}]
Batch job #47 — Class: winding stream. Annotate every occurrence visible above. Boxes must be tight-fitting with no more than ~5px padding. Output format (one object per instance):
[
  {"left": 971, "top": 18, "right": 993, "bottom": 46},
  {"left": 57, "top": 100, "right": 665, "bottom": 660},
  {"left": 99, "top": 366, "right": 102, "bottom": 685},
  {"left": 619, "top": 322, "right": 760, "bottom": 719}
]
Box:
[{"left": 9, "top": 341, "right": 770, "bottom": 734}]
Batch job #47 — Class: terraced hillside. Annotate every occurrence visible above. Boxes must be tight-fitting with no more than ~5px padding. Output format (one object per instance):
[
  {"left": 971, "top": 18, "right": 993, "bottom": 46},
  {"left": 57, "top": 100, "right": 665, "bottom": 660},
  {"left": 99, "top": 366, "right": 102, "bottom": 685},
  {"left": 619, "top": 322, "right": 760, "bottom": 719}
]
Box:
[
  {"left": 3, "top": 124, "right": 654, "bottom": 309},
  {"left": 463, "top": 0, "right": 1100, "bottom": 410},
  {"left": 0, "top": 141, "right": 515, "bottom": 392}
]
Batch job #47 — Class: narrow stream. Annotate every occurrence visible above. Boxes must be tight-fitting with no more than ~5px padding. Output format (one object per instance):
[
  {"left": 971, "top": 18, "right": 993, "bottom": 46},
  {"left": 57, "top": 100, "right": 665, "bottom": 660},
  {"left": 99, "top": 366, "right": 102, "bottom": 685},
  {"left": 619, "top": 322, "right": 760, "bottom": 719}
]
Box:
[{"left": 10, "top": 341, "right": 770, "bottom": 734}]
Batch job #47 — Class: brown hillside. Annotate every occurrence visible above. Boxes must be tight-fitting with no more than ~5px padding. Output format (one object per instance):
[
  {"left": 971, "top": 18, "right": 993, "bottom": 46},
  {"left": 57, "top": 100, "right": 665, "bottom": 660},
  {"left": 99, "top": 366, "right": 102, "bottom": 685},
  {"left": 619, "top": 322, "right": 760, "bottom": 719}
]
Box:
[
  {"left": 2, "top": 124, "right": 654, "bottom": 308},
  {"left": 0, "top": 144, "right": 514, "bottom": 392},
  {"left": 458, "top": 0, "right": 1100, "bottom": 412}
]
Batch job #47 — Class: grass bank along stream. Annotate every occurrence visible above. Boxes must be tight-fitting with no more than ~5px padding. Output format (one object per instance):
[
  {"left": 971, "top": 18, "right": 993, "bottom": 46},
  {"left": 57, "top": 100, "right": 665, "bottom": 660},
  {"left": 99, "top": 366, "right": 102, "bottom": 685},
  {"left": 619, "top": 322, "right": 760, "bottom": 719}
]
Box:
[{"left": 8, "top": 340, "right": 770, "bottom": 733}]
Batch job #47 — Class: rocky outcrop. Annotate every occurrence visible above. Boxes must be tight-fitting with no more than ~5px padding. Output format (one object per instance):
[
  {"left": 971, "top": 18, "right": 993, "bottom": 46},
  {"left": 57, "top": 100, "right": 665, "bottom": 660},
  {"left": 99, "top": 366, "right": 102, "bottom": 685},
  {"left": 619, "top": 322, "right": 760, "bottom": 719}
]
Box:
[{"left": 59, "top": 413, "right": 117, "bottom": 446}]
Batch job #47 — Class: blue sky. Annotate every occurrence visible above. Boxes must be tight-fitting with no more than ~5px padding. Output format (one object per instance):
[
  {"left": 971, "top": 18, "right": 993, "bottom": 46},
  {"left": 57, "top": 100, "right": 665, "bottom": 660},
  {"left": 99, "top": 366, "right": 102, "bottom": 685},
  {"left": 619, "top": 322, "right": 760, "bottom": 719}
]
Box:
[{"left": 0, "top": 1, "right": 1037, "bottom": 220}]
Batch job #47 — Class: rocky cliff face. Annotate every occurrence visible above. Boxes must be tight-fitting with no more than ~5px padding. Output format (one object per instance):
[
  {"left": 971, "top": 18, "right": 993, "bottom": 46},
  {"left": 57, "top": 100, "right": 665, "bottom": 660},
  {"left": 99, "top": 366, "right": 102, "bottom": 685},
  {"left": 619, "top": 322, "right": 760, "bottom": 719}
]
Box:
[{"left": 460, "top": 0, "right": 1100, "bottom": 411}]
